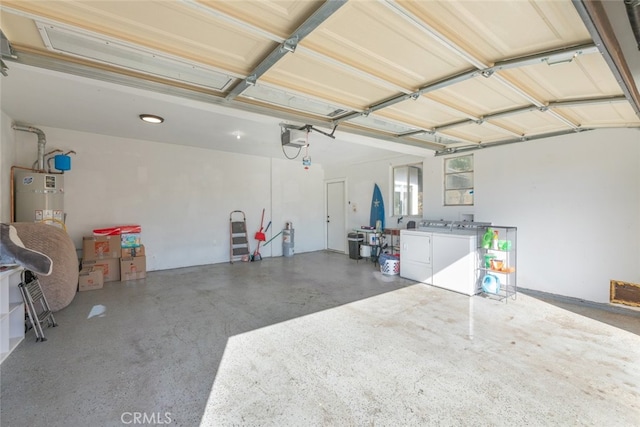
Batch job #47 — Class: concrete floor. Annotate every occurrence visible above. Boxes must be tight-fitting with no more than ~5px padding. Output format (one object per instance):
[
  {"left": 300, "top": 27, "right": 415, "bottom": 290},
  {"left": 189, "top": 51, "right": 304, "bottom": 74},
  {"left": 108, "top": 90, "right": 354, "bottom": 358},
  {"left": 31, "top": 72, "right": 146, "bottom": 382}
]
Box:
[{"left": 1, "top": 251, "right": 639, "bottom": 426}]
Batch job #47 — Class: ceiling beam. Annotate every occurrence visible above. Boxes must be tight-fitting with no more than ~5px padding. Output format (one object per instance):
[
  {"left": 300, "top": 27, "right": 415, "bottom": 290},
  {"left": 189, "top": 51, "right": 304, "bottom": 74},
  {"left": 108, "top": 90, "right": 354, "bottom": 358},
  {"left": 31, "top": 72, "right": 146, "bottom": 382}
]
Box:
[
  {"left": 224, "top": 0, "right": 347, "bottom": 101},
  {"left": 431, "top": 100, "right": 588, "bottom": 132},
  {"left": 489, "top": 75, "right": 579, "bottom": 129},
  {"left": 484, "top": 43, "right": 599, "bottom": 75},
  {"left": 364, "top": 0, "right": 597, "bottom": 129},
  {"left": 547, "top": 95, "right": 628, "bottom": 109},
  {"left": 434, "top": 128, "right": 595, "bottom": 156},
  {"left": 184, "top": 0, "right": 411, "bottom": 96},
  {"left": 395, "top": 95, "right": 628, "bottom": 143},
  {"left": 7, "top": 49, "right": 444, "bottom": 153},
  {"left": 197, "top": 0, "right": 552, "bottom": 119},
  {"left": 572, "top": 0, "right": 640, "bottom": 118},
  {"left": 334, "top": 68, "right": 480, "bottom": 123},
  {"left": 333, "top": 42, "right": 597, "bottom": 129}
]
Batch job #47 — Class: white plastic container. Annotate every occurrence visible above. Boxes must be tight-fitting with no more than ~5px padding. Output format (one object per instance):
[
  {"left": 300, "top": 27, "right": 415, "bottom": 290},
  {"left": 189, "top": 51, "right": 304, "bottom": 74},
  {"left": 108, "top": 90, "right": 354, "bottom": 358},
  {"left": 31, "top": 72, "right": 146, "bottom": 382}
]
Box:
[{"left": 360, "top": 244, "right": 371, "bottom": 257}]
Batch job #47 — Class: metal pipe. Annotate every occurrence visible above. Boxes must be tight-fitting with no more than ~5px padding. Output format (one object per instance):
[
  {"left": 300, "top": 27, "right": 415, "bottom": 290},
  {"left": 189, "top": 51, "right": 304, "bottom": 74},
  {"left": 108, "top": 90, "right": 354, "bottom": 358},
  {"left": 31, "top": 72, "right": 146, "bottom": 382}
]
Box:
[
  {"left": 625, "top": 0, "right": 640, "bottom": 50},
  {"left": 44, "top": 149, "right": 63, "bottom": 173},
  {"left": 12, "top": 123, "right": 47, "bottom": 172}
]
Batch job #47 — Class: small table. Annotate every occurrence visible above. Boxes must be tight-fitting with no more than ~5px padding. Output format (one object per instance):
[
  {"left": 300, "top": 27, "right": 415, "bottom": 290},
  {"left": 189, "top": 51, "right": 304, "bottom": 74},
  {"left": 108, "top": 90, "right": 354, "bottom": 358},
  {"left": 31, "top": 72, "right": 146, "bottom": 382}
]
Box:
[{"left": 354, "top": 229, "right": 382, "bottom": 266}]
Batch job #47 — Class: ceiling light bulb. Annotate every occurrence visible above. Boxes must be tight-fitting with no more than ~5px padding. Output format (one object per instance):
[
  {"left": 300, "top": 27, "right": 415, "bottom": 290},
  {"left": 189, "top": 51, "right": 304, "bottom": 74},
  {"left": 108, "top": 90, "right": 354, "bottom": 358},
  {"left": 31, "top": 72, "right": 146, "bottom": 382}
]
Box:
[
  {"left": 236, "top": 133, "right": 241, "bottom": 140},
  {"left": 139, "top": 114, "right": 164, "bottom": 124}
]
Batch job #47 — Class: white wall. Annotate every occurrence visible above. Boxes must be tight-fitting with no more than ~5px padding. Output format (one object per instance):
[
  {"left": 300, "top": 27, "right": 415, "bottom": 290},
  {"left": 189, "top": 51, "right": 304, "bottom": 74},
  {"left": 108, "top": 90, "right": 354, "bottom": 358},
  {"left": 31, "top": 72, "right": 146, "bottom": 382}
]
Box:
[
  {"left": 0, "top": 110, "right": 17, "bottom": 223},
  {"left": 324, "top": 154, "right": 425, "bottom": 233},
  {"left": 327, "top": 128, "right": 640, "bottom": 303},
  {"left": 271, "top": 158, "right": 325, "bottom": 255},
  {"left": 423, "top": 128, "right": 640, "bottom": 303},
  {"left": 5, "top": 120, "right": 639, "bottom": 303},
  {"left": 12, "top": 126, "right": 326, "bottom": 270}
]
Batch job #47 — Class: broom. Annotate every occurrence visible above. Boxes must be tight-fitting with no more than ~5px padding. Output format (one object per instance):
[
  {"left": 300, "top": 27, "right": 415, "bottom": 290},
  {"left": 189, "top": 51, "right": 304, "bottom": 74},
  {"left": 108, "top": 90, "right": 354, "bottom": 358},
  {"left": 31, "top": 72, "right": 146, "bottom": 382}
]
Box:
[{"left": 252, "top": 214, "right": 270, "bottom": 261}]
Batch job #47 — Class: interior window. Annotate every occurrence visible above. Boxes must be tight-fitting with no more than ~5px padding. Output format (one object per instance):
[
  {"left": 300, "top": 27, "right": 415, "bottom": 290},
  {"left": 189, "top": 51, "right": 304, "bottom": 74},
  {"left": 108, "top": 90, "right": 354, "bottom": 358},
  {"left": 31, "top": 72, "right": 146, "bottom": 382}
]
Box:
[
  {"left": 393, "top": 163, "right": 423, "bottom": 216},
  {"left": 444, "top": 155, "right": 474, "bottom": 206}
]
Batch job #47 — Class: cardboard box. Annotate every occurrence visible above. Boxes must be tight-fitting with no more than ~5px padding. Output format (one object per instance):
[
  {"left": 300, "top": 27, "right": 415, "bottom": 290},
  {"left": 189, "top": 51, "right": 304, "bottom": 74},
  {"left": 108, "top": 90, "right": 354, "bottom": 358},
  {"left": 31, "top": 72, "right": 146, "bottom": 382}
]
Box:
[
  {"left": 82, "top": 258, "right": 121, "bottom": 282},
  {"left": 83, "top": 236, "right": 121, "bottom": 260},
  {"left": 78, "top": 266, "right": 104, "bottom": 291},
  {"left": 121, "top": 244, "right": 145, "bottom": 258},
  {"left": 121, "top": 233, "right": 141, "bottom": 248},
  {"left": 120, "top": 256, "right": 146, "bottom": 281}
]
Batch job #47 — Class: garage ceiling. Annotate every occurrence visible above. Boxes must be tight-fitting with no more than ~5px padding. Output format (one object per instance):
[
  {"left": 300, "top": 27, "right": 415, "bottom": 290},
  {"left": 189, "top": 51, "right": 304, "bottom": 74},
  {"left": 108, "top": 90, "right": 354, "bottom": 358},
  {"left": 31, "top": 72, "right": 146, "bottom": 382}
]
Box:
[{"left": 1, "top": 0, "right": 639, "bottom": 155}]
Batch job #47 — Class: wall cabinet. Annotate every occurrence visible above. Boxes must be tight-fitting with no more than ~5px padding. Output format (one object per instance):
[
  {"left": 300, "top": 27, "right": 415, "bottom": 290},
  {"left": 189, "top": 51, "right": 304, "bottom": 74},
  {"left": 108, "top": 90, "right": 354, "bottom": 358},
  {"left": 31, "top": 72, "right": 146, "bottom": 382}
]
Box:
[{"left": 0, "top": 266, "right": 25, "bottom": 364}]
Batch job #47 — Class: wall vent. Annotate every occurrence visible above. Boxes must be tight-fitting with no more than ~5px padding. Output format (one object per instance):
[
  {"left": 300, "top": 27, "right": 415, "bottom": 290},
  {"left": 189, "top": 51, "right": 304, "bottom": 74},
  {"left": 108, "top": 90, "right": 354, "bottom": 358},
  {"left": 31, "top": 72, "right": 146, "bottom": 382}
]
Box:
[{"left": 610, "top": 280, "right": 640, "bottom": 307}]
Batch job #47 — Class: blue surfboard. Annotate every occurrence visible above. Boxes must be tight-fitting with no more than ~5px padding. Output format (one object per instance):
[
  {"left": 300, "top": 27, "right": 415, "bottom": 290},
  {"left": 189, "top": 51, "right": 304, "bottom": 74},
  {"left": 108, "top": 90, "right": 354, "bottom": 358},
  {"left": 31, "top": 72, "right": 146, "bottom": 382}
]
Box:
[{"left": 370, "top": 183, "right": 385, "bottom": 229}]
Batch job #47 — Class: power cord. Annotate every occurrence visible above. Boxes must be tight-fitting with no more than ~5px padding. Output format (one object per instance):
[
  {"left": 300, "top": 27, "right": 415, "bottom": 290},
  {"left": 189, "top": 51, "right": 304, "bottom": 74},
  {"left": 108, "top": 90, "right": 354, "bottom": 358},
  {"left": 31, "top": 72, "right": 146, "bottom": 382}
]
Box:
[{"left": 280, "top": 127, "right": 307, "bottom": 160}]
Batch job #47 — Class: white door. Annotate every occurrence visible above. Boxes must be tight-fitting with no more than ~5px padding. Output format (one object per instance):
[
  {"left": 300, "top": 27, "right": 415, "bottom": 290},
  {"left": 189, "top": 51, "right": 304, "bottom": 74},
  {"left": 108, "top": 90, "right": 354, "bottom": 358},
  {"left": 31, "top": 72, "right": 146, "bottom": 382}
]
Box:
[{"left": 326, "top": 180, "right": 345, "bottom": 252}]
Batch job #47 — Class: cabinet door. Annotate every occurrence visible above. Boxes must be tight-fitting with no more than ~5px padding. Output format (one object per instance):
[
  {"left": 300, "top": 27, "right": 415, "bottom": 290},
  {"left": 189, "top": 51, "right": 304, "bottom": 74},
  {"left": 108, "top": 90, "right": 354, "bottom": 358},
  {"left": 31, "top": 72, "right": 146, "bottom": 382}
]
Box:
[
  {"left": 400, "top": 231, "right": 433, "bottom": 283},
  {"left": 432, "top": 234, "right": 477, "bottom": 295},
  {"left": 401, "top": 232, "right": 431, "bottom": 264}
]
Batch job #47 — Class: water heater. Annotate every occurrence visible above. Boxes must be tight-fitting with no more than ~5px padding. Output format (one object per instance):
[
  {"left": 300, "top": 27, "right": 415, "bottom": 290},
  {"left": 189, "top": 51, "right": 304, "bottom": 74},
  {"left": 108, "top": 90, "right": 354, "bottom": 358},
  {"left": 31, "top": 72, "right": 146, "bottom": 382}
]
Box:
[{"left": 14, "top": 170, "right": 64, "bottom": 224}]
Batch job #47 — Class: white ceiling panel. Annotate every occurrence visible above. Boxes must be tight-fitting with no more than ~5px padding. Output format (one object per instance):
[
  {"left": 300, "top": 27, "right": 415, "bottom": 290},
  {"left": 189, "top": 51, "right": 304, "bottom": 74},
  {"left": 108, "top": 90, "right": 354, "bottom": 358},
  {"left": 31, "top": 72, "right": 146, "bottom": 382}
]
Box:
[
  {"left": 0, "top": 0, "right": 638, "bottom": 156},
  {"left": 491, "top": 110, "right": 572, "bottom": 137},
  {"left": 264, "top": 51, "right": 399, "bottom": 110},
  {"left": 555, "top": 103, "right": 640, "bottom": 128},
  {"left": 196, "top": 0, "right": 323, "bottom": 39},
  {"left": 302, "top": 1, "right": 470, "bottom": 89},
  {"left": 440, "top": 121, "right": 517, "bottom": 145},
  {"left": 501, "top": 54, "right": 625, "bottom": 101},
  {"left": 377, "top": 96, "right": 464, "bottom": 130},
  {"left": 397, "top": 0, "right": 592, "bottom": 63},
  {"left": 426, "top": 76, "right": 533, "bottom": 118}
]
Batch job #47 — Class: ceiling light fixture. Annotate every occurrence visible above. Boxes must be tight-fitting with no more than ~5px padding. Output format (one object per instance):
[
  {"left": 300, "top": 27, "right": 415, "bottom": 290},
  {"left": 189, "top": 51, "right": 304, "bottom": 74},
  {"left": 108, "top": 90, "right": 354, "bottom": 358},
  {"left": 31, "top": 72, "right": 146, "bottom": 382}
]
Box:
[{"left": 139, "top": 114, "right": 164, "bottom": 124}]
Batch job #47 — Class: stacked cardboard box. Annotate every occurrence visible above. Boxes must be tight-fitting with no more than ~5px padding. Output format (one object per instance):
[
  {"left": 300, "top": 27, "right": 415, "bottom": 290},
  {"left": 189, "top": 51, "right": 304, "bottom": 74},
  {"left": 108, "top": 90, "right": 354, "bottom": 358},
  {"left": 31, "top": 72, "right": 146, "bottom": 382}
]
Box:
[
  {"left": 80, "top": 225, "right": 147, "bottom": 285},
  {"left": 119, "top": 227, "right": 146, "bottom": 281},
  {"left": 82, "top": 235, "right": 121, "bottom": 283},
  {"left": 78, "top": 266, "right": 104, "bottom": 291}
]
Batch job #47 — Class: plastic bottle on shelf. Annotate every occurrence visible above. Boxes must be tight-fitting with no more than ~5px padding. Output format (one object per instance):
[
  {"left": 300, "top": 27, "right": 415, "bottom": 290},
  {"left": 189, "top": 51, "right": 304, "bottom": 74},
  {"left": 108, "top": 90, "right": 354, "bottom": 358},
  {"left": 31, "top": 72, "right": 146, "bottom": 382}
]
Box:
[
  {"left": 482, "top": 228, "right": 493, "bottom": 249},
  {"left": 492, "top": 230, "right": 499, "bottom": 250}
]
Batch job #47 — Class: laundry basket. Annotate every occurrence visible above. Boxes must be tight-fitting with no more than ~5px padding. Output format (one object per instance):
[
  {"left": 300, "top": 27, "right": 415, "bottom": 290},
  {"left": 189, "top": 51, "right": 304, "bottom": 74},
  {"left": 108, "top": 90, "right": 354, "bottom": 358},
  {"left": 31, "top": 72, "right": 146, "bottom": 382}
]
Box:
[{"left": 379, "top": 253, "right": 400, "bottom": 275}]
